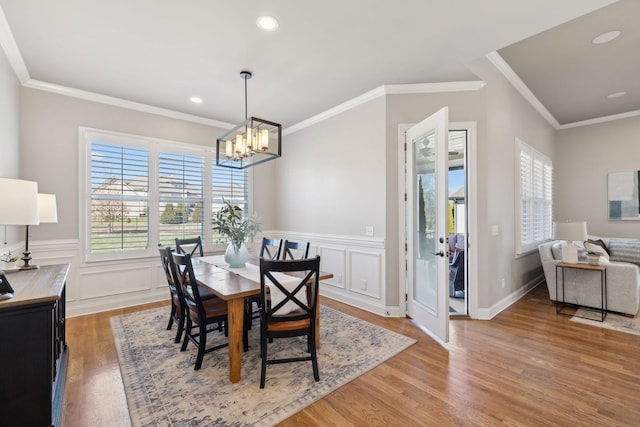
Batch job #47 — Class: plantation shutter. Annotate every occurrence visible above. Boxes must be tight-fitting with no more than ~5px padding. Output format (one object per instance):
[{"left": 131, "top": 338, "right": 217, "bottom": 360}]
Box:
[
  {"left": 516, "top": 139, "right": 553, "bottom": 255},
  {"left": 158, "top": 152, "right": 204, "bottom": 244},
  {"left": 211, "top": 162, "right": 248, "bottom": 243},
  {"left": 90, "top": 141, "right": 150, "bottom": 253}
]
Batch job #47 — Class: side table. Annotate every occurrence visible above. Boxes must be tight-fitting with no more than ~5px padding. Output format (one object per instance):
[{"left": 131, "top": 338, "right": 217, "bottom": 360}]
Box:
[{"left": 555, "top": 262, "right": 607, "bottom": 322}]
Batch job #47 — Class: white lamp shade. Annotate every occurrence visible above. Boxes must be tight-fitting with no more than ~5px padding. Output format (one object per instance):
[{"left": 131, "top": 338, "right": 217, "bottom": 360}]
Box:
[
  {"left": 553, "top": 221, "right": 587, "bottom": 242},
  {"left": 38, "top": 193, "right": 58, "bottom": 223},
  {"left": 0, "top": 178, "right": 39, "bottom": 225}
]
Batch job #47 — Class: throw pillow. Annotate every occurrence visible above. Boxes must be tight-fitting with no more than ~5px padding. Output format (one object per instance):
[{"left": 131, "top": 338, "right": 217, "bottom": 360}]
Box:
[
  {"left": 585, "top": 238, "right": 610, "bottom": 255},
  {"left": 608, "top": 239, "right": 640, "bottom": 266},
  {"left": 584, "top": 242, "right": 610, "bottom": 260},
  {"left": 551, "top": 242, "right": 563, "bottom": 260}
]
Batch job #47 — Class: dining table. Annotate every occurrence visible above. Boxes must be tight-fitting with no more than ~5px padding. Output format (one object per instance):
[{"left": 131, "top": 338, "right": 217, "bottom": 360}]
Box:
[{"left": 190, "top": 255, "right": 333, "bottom": 383}]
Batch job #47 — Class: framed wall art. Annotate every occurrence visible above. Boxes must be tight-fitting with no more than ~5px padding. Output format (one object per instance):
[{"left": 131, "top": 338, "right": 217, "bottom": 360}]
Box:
[{"left": 608, "top": 170, "right": 640, "bottom": 220}]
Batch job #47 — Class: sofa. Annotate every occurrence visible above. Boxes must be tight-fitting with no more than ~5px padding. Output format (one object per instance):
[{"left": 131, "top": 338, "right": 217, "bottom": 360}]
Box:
[{"left": 538, "top": 236, "right": 640, "bottom": 316}]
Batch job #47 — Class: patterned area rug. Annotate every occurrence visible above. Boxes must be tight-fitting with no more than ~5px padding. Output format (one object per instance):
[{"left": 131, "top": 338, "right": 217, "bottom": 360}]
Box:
[
  {"left": 571, "top": 308, "right": 640, "bottom": 335},
  {"left": 111, "top": 305, "right": 416, "bottom": 426}
]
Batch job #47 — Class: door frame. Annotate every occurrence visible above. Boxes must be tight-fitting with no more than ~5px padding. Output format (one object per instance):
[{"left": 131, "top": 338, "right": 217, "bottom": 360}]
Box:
[{"left": 398, "top": 121, "right": 478, "bottom": 321}]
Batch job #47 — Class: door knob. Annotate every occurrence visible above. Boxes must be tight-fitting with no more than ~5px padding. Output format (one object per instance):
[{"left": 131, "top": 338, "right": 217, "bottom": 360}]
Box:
[{"left": 432, "top": 251, "right": 445, "bottom": 257}]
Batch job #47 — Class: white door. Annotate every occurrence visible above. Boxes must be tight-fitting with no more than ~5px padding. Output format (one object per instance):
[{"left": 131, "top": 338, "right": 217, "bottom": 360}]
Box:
[{"left": 405, "top": 107, "right": 450, "bottom": 343}]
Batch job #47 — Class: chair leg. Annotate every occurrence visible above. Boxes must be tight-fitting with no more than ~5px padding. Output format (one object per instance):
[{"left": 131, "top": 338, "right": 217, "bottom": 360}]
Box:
[
  {"left": 310, "top": 331, "right": 320, "bottom": 382},
  {"left": 181, "top": 317, "right": 192, "bottom": 352},
  {"left": 167, "top": 301, "right": 176, "bottom": 330},
  {"left": 174, "top": 312, "right": 185, "bottom": 344},
  {"left": 260, "top": 329, "right": 268, "bottom": 388},
  {"left": 194, "top": 323, "right": 206, "bottom": 371},
  {"left": 243, "top": 320, "right": 249, "bottom": 352}
]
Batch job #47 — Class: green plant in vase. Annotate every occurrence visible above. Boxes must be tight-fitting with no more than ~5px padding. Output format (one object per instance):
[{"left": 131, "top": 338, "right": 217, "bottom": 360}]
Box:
[{"left": 212, "top": 199, "right": 261, "bottom": 267}]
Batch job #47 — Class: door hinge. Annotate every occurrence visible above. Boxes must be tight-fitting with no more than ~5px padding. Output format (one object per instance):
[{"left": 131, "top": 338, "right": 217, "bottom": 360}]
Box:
[
  {"left": 404, "top": 193, "right": 407, "bottom": 201},
  {"left": 405, "top": 293, "right": 408, "bottom": 302},
  {"left": 405, "top": 243, "right": 408, "bottom": 252}
]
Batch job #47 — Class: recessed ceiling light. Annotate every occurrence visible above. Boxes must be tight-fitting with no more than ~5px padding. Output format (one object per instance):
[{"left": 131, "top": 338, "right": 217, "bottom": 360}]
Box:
[
  {"left": 607, "top": 91, "right": 627, "bottom": 99},
  {"left": 256, "top": 15, "right": 278, "bottom": 31},
  {"left": 592, "top": 30, "right": 621, "bottom": 45},
  {"left": 190, "top": 96, "right": 203, "bottom": 104}
]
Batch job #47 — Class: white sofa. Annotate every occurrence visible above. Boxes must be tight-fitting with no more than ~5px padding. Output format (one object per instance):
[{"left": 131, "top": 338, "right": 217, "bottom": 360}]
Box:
[{"left": 538, "top": 237, "right": 640, "bottom": 316}]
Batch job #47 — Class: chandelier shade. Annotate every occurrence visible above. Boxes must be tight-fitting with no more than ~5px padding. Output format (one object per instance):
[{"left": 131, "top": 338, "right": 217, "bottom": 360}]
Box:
[{"left": 216, "top": 71, "right": 282, "bottom": 169}]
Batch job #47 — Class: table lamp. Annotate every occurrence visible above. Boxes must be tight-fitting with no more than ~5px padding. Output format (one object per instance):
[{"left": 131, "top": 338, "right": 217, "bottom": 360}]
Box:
[
  {"left": 553, "top": 221, "right": 587, "bottom": 264},
  {"left": 21, "top": 193, "right": 59, "bottom": 270},
  {"left": 0, "top": 178, "right": 39, "bottom": 297}
]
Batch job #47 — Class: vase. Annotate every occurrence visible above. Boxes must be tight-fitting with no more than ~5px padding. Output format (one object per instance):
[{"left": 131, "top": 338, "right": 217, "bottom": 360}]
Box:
[
  {"left": 224, "top": 242, "right": 249, "bottom": 268},
  {"left": 1, "top": 261, "right": 17, "bottom": 271}
]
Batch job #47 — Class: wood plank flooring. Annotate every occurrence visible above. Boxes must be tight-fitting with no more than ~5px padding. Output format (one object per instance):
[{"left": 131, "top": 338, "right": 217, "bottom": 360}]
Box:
[{"left": 61, "top": 284, "right": 640, "bottom": 426}]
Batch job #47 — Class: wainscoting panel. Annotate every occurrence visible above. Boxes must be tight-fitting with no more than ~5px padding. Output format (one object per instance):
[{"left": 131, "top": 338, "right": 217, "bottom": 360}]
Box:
[
  {"left": 79, "top": 264, "right": 155, "bottom": 299},
  {"left": 348, "top": 250, "right": 381, "bottom": 299},
  {"left": 318, "top": 246, "right": 346, "bottom": 289}
]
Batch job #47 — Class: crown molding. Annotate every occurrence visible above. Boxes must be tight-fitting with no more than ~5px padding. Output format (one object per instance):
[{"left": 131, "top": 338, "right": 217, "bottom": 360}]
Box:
[
  {"left": 486, "top": 51, "right": 561, "bottom": 130},
  {"left": 284, "top": 80, "right": 486, "bottom": 135},
  {"left": 0, "top": 6, "right": 29, "bottom": 83},
  {"left": 557, "top": 109, "right": 640, "bottom": 130},
  {"left": 23, "top": 79, "right": 234, "bottom": 129}
]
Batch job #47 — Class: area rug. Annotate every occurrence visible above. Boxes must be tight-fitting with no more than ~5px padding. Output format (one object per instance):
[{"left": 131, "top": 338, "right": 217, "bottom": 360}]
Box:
[
  {"left": 571, "top": 308, "right": 640, "bottom": 336},
  {"left": 111, "top": 305, "right": 416, "bottom": 427}
]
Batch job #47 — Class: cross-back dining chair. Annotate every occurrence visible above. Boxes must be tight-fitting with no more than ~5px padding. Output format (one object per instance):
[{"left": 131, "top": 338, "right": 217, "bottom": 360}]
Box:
[
  {"left": 175, "top": 236, "right": 204, "bottom": 257},
  {"left": 260, "top": 237, "right": 283, "bottom": 260},
  {"left": 171, "top": 252, "right": 230, "bottom": 370},
  {"left": 245, "top": 237, "right": 284, "bottom": 332},
  {"left": 281, "top": 240, "right": 310, "bottom": 260},
  {"left": 258, "top": 256, "right": 321, "bottom": 388},
  {"left": 158, "top": 246, "right": 187, "bottom": 344}
]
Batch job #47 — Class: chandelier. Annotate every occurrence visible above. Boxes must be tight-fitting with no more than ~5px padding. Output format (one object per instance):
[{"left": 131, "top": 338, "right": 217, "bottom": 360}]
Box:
[{"left": 216, "top": 71, "right": 282, "bottom": 169}]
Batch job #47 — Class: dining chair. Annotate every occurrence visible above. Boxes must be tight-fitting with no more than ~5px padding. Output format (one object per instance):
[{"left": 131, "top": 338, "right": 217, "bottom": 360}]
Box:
[
  {"left": 281, "top": 240, "right": 310, "bottom": 260},
  {"left": 260, "top": 237, "right": 283, "bottom": 260},
  {"left": 258, "top": 256, "right": 321, "bottom": 388},
  {"left": 245, "top": 237, "right": 284, "bottom": 331},
  {"left": 171, "top": 252, "right": 230, "bottom": 370},
  {"left": 158, "top": 246, "right": 187, "bottom": 343},
  {"left": 175, "top": 236, "right": 204, "bottom": 257}
]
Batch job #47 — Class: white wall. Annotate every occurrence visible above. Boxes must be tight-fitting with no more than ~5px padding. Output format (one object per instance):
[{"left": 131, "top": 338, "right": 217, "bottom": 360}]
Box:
[
  {"left": 556, "top": 116, "right": 640, "bottom": 239},
  {"left": 0, "top": 45, "right": 22, "bottom": 248}
]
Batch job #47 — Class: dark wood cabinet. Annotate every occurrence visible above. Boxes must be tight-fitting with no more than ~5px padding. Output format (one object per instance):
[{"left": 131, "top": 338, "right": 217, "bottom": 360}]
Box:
[{"left": 0, "top": 264, "right": 69, "bottom": 427}]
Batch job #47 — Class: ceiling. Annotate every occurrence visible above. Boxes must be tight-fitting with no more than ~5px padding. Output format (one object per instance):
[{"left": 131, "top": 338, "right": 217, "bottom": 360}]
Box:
[{"left": 1, "top": 0, "right": 637, "bottom": 130}]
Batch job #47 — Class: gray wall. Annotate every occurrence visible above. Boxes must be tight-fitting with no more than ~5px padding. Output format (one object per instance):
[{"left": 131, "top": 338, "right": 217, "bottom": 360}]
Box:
[
  {"left": 276, "top": 97, "right": 386, "bottom": 236},
  {"left": 0, "top": 46, "right": 22, "bottom": 246},
  {"left": 468, "top": 56, "right": 556, "bottom": 309},
  {"left": 556, "top": 116, "right": 640, "bottom": 239},
  {"left": 19, "top": 88, "right": 278, "bottom": 242}
]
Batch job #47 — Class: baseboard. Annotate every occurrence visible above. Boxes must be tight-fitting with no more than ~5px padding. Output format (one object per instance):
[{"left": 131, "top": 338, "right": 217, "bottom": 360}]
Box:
[{"left": 475, "top": 275, "right": 545, "bottom": 320}]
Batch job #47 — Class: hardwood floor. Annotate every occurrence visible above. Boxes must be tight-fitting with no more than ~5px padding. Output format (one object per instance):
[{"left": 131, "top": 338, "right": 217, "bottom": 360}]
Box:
[{"left": 62, "top": 284, "right": 640, "bottom": 426}]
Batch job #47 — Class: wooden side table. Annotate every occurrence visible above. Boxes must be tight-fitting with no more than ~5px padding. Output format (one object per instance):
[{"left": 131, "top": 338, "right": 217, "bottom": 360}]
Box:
[{"left": 555, "top": 262, "right": 607, "bottom": 322}]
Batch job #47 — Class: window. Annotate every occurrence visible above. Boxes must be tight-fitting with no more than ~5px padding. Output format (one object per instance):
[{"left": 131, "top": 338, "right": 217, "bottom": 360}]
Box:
[
  {"left": 80, "top": 128, "right": 248, "bottom": 262},
  {"left": 516, "top": 138, "right": 552, "bottom": 255},
  {"left": 211, "top": 160, "right": 248, "bottom": 243},
  {"left": 89, "top": 141, "right": 149, "bottom": 254},
  {"left": 159, "top": 151, "right": 204, "bottom": 245}
]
